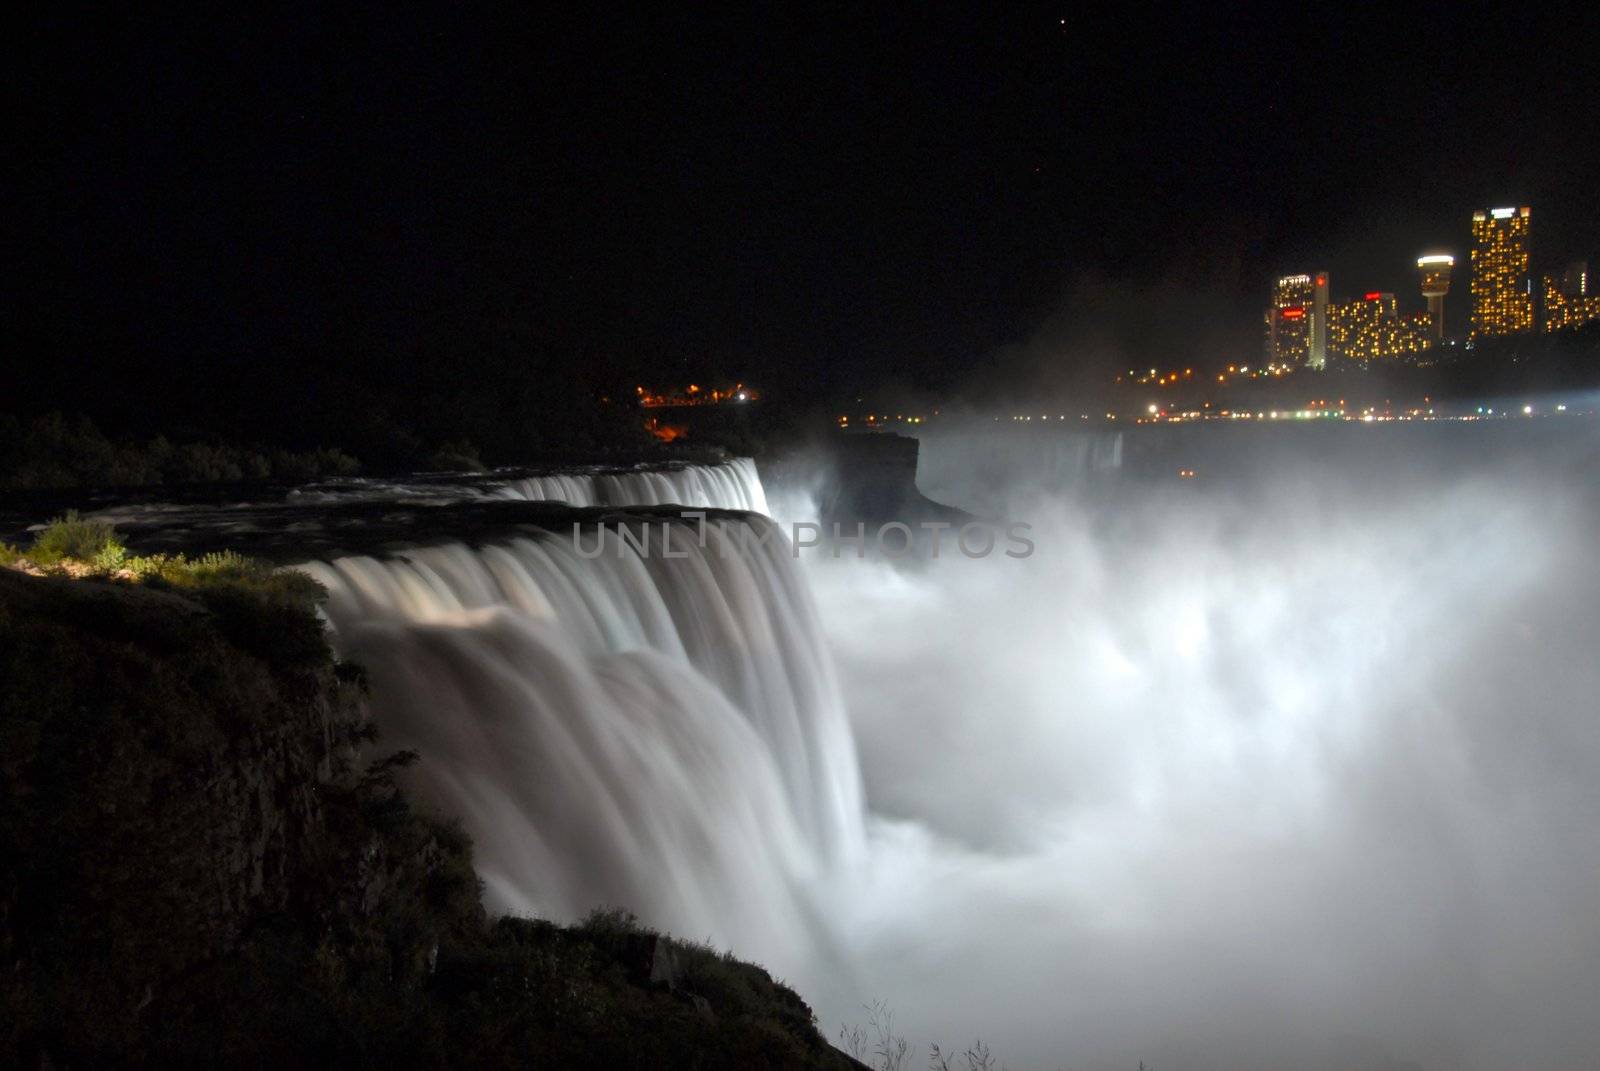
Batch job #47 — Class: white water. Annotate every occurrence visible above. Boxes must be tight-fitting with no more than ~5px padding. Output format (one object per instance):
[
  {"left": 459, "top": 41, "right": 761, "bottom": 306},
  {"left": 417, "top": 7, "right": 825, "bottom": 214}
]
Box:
[
  {"left": 296, "top": 437, "right": 1600, "bottom": 1069},
  {"left": 300, "top": 483, "right": 859, "bottom": 965},
  {"left": 492, "top": 457, "right": 770, "bottom": 512},
  {"left": 289, "top": 457, "right": 770, "bottom": 513},
  {"left": 804, "top": 425, "right": 1600, "bottom": 1070}
]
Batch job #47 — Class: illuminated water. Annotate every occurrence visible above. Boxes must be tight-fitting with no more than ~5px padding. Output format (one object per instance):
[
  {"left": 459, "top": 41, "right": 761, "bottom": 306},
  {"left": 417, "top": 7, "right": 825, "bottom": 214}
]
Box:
[
  {"left": 302, "top": 437, "right": 1600, "bottom": 1069},
  {"left": 492, "top": 457, "right": 770, "bottom": 511},
  {"left": 286, "top": 457, "right": 769, "bottom": 512},
  {"left": 300, "top": 463, "right": 856, "bottom": 965}
]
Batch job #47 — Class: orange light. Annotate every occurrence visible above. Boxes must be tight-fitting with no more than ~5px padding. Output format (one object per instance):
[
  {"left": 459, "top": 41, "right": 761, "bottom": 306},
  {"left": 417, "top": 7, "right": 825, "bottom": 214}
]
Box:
[{"left": 644, "top": 417, "right": 687, "bottom": 442}]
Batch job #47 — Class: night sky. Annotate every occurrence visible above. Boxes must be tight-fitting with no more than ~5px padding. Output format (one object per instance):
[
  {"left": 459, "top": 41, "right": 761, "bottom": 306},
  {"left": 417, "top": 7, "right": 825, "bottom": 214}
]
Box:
[{"left": 7, "top": 5, "right": 1598, "bottom": 437}]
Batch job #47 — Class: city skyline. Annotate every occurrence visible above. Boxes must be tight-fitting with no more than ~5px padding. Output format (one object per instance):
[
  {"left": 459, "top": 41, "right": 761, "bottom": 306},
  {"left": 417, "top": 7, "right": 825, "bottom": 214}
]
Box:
[
  {"left": 7, "top": 7, "right": 1599, "bottom": 436},
  {"left": 1266, "top": 202, "right": 1597, "bottom": 365}
]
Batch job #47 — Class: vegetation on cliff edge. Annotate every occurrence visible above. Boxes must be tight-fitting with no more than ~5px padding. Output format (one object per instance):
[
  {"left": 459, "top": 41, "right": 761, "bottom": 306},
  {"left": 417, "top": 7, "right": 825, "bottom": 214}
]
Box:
[{"left": 0, "top": 532, "right": 858, "bottom": 1069}]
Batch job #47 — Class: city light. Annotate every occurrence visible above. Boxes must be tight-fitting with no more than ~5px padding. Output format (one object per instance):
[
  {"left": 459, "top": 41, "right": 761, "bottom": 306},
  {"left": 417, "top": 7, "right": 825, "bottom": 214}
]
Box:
[
  {"left": 1471, "top": 207, "right": 1534, "bottom": 338},
  {"left": 638, "top": 382, "right": 756, "bottom": 408}
]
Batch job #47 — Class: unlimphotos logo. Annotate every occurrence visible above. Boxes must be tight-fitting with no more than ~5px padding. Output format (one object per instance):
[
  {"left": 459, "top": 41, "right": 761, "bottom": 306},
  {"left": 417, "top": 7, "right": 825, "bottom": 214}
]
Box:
[{"left": 572, "top": 514, "right": 1034, "bottom": 559}]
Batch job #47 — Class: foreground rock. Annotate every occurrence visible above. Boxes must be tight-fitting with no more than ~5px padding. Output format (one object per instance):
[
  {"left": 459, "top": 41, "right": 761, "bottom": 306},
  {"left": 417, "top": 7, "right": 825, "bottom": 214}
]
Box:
[{"left": 0, "top": 568, "right": 860, "bottom": 1069}]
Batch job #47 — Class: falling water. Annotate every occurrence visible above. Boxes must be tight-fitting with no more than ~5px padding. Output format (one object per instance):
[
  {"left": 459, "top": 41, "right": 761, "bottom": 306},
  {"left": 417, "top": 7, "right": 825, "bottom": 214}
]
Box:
[
  {"left": 270, "top": 433, "right": 1600, "bottom": 1068},
  {"left": 493, "top": 457, "right": 770, "bottom": 512},
  {"left": 300, "top": 501, "right": 860, "bottom": 962},
  {"left": 287, "top": 457, "right": 771, "bottom": 513}
]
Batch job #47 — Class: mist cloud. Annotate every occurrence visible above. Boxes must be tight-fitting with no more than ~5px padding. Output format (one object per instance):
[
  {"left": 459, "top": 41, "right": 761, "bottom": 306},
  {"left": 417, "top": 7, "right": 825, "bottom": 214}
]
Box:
[{"left": 798, "top": 424, "right": 1600, "bottom": 1070}]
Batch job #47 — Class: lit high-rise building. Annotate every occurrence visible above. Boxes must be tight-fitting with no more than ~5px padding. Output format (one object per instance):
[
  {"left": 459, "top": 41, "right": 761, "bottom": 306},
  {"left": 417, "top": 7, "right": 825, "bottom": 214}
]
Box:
[
  {"left": 1542, "top": 260, "right": 1600, "bottom": 333},
  {"left": 1327, "top": 292, "right": 1433, "bottom": 361},
  {"left": 1266, "top": 272, "right": 1329, "bottom": 369},
  {"left": 1561, "top": 260, "right": 1588, "bottom": 297},
  {"left": 1470, "top": 206, "right": 1533, "bottom": 338},
  {"left": 1417, "top": 254, "right": 1454, "bottom": 342}
]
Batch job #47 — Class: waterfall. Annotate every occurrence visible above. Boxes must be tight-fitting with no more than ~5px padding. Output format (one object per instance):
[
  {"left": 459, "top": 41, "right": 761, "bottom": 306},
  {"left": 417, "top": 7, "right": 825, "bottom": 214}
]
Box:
[
  {"left": 288, "top": 457, "right": 770, "bottom": 514},
  {"left": 299, "top": 506, "right": 860, "bottom": 960},
  {"left": 494, "top": 457, "right": 770, "bottom": 513}
]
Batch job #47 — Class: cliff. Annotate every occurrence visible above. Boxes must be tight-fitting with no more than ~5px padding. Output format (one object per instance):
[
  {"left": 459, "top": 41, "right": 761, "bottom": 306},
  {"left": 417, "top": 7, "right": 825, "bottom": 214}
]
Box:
[
  {"left": 762, "top": 431, "right": 971, "bottom": 528},
  {"left": 0, "top": 566, "right": 860, "bottom": 1069}
]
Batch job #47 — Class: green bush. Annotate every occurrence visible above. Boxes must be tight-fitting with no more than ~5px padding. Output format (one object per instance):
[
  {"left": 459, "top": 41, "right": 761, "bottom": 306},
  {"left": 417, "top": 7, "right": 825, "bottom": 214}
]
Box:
[
  {"left": 91, "top": 542, "right": 127, "bottom": 573},
  {"left": 125, "top": 551, "right": 326, "bottom": 607},
  {"left": 27, "top": 510, "right": 124, "bottom": 567},
  {"left": 4, "top": 513, "right": 327, "bottom": 620}
]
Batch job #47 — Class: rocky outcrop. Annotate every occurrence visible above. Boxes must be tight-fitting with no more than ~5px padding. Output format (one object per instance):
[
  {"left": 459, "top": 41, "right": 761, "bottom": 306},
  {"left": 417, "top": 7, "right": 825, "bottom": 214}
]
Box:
[
  {"left": 0, "top": 568, "right": 381, "bottom": 1058},
  {"left": 0, "top": 568, "right": 858, "bottom": 1069},
  {"left": 763, "top": 431, "right": 971, "bottom": 529}
]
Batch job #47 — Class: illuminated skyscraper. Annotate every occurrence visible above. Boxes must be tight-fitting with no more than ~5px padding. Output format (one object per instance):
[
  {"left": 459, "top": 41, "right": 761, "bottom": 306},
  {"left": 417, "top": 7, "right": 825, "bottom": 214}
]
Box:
[
  {"left": 1266, "top": 272, "right": 1329, "bottom": 369},
  {"left": 1417, "top": 254, "right": 1454, "bottom": 342},
  {"left": 1327, "top": 292, "right": 1432, "bottom": 361},
  {"left": 1470, "top": 206, "right": 1533, "bottom": 338},
  {"left": 1542, "top": 260, "right": 1600, "bottom": 333}
]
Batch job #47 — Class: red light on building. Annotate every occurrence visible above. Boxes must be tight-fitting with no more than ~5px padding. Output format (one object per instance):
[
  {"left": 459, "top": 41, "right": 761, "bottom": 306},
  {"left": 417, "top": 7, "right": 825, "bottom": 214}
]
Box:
[
  {"left": 1364, "top": 292, "right": 1382, "bottom": 301},
  {"left": 1316, "top": 274, "right": 1327, "bottom": 286},
  {"left": 1280, "top": 307, "right": 1305, "bottom": 320}
]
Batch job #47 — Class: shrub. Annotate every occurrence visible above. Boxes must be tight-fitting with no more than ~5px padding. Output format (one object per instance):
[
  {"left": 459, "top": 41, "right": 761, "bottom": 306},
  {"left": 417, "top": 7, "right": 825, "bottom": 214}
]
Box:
[
  {"left": 164, "top": 442, "right": 244, "bottom": 483},
  {"left": 578, "top": 906, "right": 646, "bottom": 938},
  {"left": 6, "top": 516, "right": 326, "bottom": 615},
  {"left": 27, "top": 510, "right": 124, "bottom": 567},
  {"left": 426, "top": 440, "right": 485, "bottom": 472},
  {"left": 125, "top": 551, "right": 326, "bottom": 608},
  {"left": 310, "top": 447, "right": 361, "bottom": 478},
  {"left": 0, "top": 411, "right": 364, "bottom": 490},
  {"left": 241, "top": 450, "right": 273, "bottom": 480},
  {"left": 91, "top": 542, "right": 127, "bottom": 573}
]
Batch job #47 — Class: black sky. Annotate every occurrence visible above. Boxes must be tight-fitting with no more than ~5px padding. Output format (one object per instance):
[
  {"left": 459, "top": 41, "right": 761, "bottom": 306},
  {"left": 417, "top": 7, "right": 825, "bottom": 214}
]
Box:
[{"left": 6, "top": 4, "right": 1598, "bottom": 433}]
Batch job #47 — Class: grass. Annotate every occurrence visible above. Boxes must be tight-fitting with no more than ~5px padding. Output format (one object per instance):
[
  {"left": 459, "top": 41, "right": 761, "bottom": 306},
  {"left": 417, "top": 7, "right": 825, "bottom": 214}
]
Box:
[
  {"left": 3, "top": 514, "right": 332, "bottom": 668},
  {"left": 7, "top": 513, "right": 323, "bottom": 603}
]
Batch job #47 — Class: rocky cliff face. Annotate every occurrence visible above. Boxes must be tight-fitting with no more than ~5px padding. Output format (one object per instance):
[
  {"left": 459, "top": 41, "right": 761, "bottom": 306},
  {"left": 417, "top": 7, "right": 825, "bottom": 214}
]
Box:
[
  {"left": 763, "top": 431, "right": 971, "bottom": 529},
  {"left": 0, "top": 567, "right": 858, "bottom": 1069},
  {"left": 0, "top": 568, "right": 391, "bottom": 1057}
]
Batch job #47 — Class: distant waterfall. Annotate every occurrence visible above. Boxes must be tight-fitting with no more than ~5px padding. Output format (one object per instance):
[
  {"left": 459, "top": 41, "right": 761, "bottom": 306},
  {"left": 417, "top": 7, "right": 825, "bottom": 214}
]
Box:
[
  {"left": 289, "top": 457, "right": 770, "bottom": 513},
  {"left": 299, "top": 510, "right": 860, "bottom": 959},
  {"left": 493, "top": 457, "right": 770, "bottom": 513}
]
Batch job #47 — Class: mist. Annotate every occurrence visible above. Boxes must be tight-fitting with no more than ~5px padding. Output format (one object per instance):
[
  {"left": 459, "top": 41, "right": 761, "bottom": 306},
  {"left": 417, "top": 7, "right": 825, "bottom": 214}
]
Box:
[{"left": 798, "top": 422, "right": 1600, "bottom": 1070}]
